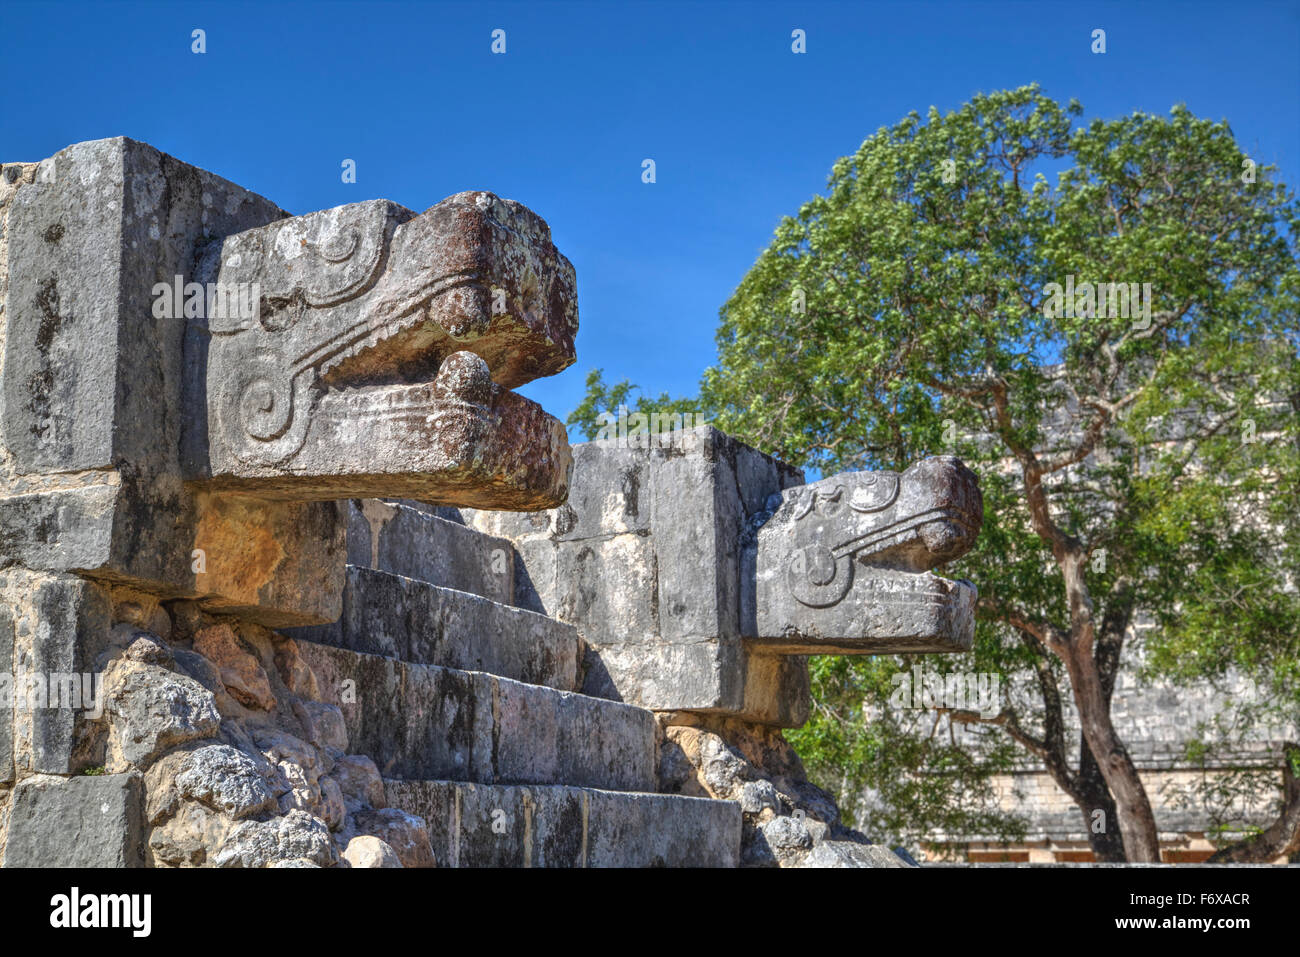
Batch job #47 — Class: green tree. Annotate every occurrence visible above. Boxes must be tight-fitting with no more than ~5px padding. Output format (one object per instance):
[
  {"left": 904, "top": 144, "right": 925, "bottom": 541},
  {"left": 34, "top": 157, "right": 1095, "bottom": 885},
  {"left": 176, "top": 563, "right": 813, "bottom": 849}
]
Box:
[
  {"left": 566, "top": 368, "right": 703, "bottom": 441},
  {"left": 696, "top": 85, "right": 1300, "bottom": 861},
  {"left": 790, "top": 655, "right": 1029, "bottom": 854}
]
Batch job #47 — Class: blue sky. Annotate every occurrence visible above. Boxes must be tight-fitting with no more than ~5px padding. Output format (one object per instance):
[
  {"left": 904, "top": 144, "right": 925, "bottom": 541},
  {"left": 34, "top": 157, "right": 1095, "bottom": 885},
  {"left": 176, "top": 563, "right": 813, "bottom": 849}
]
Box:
[{"left": 2, "top": 0, "right": 1297, "bottom": 429}]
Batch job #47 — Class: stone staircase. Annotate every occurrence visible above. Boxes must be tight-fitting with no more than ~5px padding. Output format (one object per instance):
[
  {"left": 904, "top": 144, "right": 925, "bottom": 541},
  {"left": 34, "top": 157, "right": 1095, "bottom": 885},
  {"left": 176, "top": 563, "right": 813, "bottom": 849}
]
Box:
[{"left": 286, "top": 500, "right": 741, "bottom": 867}]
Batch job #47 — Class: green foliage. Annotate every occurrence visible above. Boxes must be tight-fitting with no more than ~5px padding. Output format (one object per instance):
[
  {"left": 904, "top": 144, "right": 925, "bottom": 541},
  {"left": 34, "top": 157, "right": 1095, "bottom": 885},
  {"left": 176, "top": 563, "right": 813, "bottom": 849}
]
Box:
[
  {"left": 785, "top": 655, "right": 1028, "bottom": 850},
  {"left": 1164, "top": 701, "right": 1296, "bottom": 852},
  {"left": 703, "top": 85, "right": 1297, "bottom": 475},
  {"left": 700, "top": 84, "right": 1299, "bottom": 850},
  {"left": 566, "top": 368, "right": 704, "bottom": 441}
]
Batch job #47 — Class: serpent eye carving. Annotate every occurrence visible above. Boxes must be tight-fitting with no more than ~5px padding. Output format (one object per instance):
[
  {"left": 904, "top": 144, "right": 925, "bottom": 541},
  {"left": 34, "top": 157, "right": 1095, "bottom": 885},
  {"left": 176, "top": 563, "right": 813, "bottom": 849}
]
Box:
[
  {"left": 239, "top": 376, "right": 287, "bottom": 441},
  {"left": 318, "top": 228, "right": 360, "bottom": 263},
  {"left": 848, "top": 472, "right": 899, "bottom": 512}
]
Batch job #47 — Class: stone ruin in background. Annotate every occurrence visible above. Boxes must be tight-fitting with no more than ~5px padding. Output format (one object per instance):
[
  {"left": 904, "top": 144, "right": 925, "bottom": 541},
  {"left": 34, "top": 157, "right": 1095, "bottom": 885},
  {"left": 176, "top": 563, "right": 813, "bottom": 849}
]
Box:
[{"left": 0, "top": 138, "right": 981, "bottom": 868}]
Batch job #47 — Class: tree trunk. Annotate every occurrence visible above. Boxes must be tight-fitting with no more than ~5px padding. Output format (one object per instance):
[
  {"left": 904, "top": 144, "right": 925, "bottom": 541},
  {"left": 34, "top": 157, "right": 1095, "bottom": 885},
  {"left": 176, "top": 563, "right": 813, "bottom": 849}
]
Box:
[
  {"left": 1022, "top": 640, "right": 1126, "bottom": 861},
  {"left": 1076, "top": 742, "right": 1127, "bottom": 861},
  {"left": 1060, "top": 637, "right": 1162, "bottom": 861},
  {"left": 1083, "top": 591, "right": 1131, "bottom": 862},
  {"left": 1208, "top": 743, "right": 1300, "bottom": 863}
]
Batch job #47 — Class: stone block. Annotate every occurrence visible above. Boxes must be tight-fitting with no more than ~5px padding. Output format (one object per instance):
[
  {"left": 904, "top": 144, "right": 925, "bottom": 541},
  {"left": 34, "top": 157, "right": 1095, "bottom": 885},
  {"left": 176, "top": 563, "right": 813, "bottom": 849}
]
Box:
[
  {"left": 554, "top": 533, "right": 659, "bottom": 643},
  {"left": 191, "top": 494, "right": 345, "bottom": 627},
  {"left": 466, "top": 426, "right": 809, "bottom": 725},
  {"left": 386, "top": 779, "right": 742, "bottom": 868},
  {"left": 3, "top": 772, "right": 145, "bottom": 867},
  {"left": 578, "top": 640, "right": 742, "bottom": 713},
  {"left": 739, "top": 651, "right": 811, "bottom": 728},
  {"left": 349, "top": 807, "right": 436, "bottom": 868},
  {"left": 752, "top": 456, "right": 982, "bottom": 654},
  {"left": 345, "top": 499, "right": 515, "bottom": 605},
  {"left": 511, "top": 535, "right": 557, "bottom": 614},
  {"left": 2, "top": 572, "right": 113, "bottom": 775},
  {"left": 296, "top": 641, "right": 656, "bottom": 792},
  {"left": 554, "top": 440, "right": 652, "bottom": 540}
]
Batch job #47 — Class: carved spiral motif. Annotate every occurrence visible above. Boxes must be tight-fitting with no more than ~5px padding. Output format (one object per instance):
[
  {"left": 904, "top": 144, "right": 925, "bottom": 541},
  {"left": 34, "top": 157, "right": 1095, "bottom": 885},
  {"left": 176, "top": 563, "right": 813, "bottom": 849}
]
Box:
[
  {"left": 220, "top": 354, "right": 311, "bottom": 466},
  {"left": 239, "top": 375, "right": 291, "bottom": 441},
  {"left": 788, "top": 543, "right": 854, "bottom": 608}
]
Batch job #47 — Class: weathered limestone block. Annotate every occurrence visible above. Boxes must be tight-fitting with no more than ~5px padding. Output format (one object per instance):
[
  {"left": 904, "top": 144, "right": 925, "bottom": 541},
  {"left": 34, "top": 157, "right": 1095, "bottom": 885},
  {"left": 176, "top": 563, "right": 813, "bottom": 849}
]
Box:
[
  {"left": 2, "top": 139, "right": 284, "bottom": 476},
  {"left": 330, "top": 754, "right": 385, "bottom": 814},
  {"left": 751, "top": 456, "right": 982, "bottom": 654},
  {"left": 318, "top": 774, "right": 346, "bottom": 829},
  {"left": 466, "top": 426, "right": 810, "bottom": 725},
  {"left": 738, "top": 652, "right": 811, "bottom": 727},
  {"left": 213, "top": 808, "right": 339, "bottom": 868},
  {"left": 147, "top": 799, "right": 233, "bottom": 867},
  {"left": 342, "top": 835, "right": 403, "bottom": 868},
  {"left": 2, "top": 772, "right": 145, "bottom": 867},
  {"left": 1, "top": 570, "right": 112, "bottom": 776},
  {"left": 102, "top": 658, "right": 221, "bottom": 771},
  {"left": 192, "top": 623, "right": 276, "bottom": 712},
  {"left": 291, "top": 699, "right": 349, "bottom": 754},
  {"left": 183, "top": 192, "right": 577, "bottom": 508},
  {"left": 0, "top": 137, "right": 287, "bottom": 595},
  {"left": 175, "top": 744, "right": 277, "bottom": 820},
  {"left": 191, "top": 494, "right": 346, "bottom": 627},
  {"left": 345, "top": 498, "right": 515, "bottom": 605},
  {"left": 387, "top": 779, "right": 742, "bottom": 868},
  {"left": 285, "top": 565, "right": 580, "bottom": 691},
  {"left": 269, "top": 635, "right": 319, "bottom": 699},
  {"left": 296, "top": 641, "right": 657, "bottom": 791},
  {"left": 349, "top": 807, "right": 436, "bottom": 867}
]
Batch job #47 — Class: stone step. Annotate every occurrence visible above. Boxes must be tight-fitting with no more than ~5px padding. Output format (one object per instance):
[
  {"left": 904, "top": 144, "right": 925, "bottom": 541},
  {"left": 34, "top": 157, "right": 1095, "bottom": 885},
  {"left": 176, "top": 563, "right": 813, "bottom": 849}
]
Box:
[
  {"left": 285, "top": 566, "right": 580, "bottom": 692},
  {"left": 385, "top": 779, "right": 741, "bottom": 868},
  {"left": 346, "top": 499, "right": 516, "bottom": 604},
  {"left": 296, "top": 641, "right": 657, "bottom": 792}
]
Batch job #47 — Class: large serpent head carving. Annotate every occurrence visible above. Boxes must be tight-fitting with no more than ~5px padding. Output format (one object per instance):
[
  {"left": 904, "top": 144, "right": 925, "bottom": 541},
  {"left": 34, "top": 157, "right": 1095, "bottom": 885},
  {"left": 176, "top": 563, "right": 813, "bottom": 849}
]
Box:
[
  {"left": 754, "top": 455, "right": 983, "bottom": 655},
  {"left": 783, "top": 457, "right": 982, "bottom": 608},
  {"left": 187, "top": 192, "right": 578, "bottom": 509}
]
